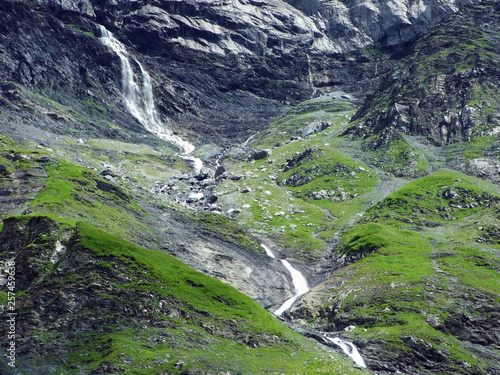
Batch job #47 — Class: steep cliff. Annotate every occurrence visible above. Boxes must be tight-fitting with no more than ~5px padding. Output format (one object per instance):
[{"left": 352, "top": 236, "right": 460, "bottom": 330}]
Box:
[
  {"left": 287, "top": 0, "right": 481, "bottom": 50},
  {"left": 1, "top": 0, "right": 481, "bottom": 148},
  {"left": 344, "top": 1, "right": 500, "bottom": 181}
]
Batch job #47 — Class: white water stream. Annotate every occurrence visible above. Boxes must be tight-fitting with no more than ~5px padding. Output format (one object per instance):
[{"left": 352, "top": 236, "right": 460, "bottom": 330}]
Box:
[
  {"left": 326, "top": 336, "right": 366, "bottom": 368},
  {"left": 50, "top": 241, "right": 67, "bottom": 264},
  {"left": 99, "top": 26, "right": 203, "bottom": 173},
  {"left": 306, "top": 54, "right": 313, "bottom": 87},
  {"left": 100, "top": 23, "right": 365, "bottom": 370},
  {"left": 260, "top": 244, "right": 309, "bottom": 316},
  {"left": 261, "top": 243, "right": 366, "bottom": 368},
  {"left": 273, "top": 259, "right": 310, "bottom": 316}
]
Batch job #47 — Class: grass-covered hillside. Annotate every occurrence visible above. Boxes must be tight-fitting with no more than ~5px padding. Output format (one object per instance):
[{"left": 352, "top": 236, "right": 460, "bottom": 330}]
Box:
[
  {"left": 0, "top": 214, "right": 370, "bottom": 374},
  {"left": 0, "top": 1, "right": 499, "bottom": 374},
  {"left": 0, "top": 132, "right": 369, "bottom": 374},
  {"left": 215, "top": 95, "right": 382, "bottom": 260},
  {"left": 294, "top": 170, "right": 500, "bottom": 374}
]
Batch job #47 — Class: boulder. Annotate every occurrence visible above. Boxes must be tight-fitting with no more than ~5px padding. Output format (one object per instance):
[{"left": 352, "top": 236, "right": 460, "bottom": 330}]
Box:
[
  {"left": 186, "top": 192, "right": 204, "bottom": 203},
  {"left": 214, "top": 165, "right": 226, "bottom": 179},
  {"left": 302, "top": 121, "right": 330, "bottom": 138},
  {"left": 197, "top": 167, "right": 214, "bottom": 181},
  {"left": 249, "top": 149, "right": 271, "bottom": 161}
]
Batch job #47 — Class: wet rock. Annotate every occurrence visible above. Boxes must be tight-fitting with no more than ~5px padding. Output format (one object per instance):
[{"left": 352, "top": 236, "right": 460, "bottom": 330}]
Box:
[{"left": 214, "top": 165, "right": 226, "bottom": 179}]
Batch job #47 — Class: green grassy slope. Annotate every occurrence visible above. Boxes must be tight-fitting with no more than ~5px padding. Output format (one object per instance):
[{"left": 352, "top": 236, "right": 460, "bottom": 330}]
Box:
[
  {"left": 307, "top": 170, "right": 500, "bottom": 374},
  {"left": 0, "top": 215, "right": 370, "bottom": 374},
  {"left": 216, "top": 96, "right": 382, "bottom": 259}
]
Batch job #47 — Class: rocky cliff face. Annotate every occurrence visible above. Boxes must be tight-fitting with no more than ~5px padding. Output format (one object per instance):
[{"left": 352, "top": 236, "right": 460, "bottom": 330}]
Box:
[
  {"left": 1, "top": 0, "right": 481, "bottom": 148},
  {"left": 344, "top": 1, "right": 500, "bottom": 181},
  {"left": 297, "top": 0, "right": 481, "bottom": 50}
]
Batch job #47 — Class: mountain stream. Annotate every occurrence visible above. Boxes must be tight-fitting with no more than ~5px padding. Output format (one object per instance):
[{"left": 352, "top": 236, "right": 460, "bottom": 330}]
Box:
[{"left": 261, "top": 244, "right": 366, "bottom": 368}]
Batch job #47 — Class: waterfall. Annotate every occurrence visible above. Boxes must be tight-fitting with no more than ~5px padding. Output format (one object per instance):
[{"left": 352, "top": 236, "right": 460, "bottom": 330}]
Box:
[
  {"left": 306, "top": 54, "right": 313, "bottom": 87},
  {"left": 261, "top": 243, "right": 366, "bottom": 369},
  {"left": 98, "top": 26, "right": 203, "bottom": 173},
  {"left": 273, "top": 259, "right": 310, "bottom": 316},
  {"left": 260, "top": 244, "right": 309, "bottom": 316},
  {"left": 325, "top": 336, "right": 366, "bottom": 368},
  {"left": 50, "top": 241, "right": 67, "bottom": 264},
  {"left": 261, "top": 243, "right": 276, "bottom": 259}
]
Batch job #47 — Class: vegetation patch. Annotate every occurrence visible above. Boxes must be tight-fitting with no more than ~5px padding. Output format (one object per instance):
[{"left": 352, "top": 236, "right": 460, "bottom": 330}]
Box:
[
  {"left": 309, "top": 170, "right": 500, "bottom": 373},
  {"left": 195, "top": 211, "right": 262, "bottom": 253},
  {"left": 29, "top": 158, "right": 154, "bottom": 244},
  {"left": 216, "top": 96, "right": 379, "bottom": 256},
  {"left": 0, "top": 215, "right": 369, "bottom": 375},
  {"left": 253, "top": 96, "right": 355, "bottom": 149}
]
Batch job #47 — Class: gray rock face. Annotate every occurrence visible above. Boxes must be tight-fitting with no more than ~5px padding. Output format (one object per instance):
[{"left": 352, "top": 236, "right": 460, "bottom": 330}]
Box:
[
  {"left": 108, "top": 0, "right": 336, "bottom": 54},
  {"left": 462, "top": 158, "right": 500, "bottom": 184},
  {"left": 162, "top": 218, "right": 293, "bottom": 308},
  {"left": 34, "top": 0, "right": 478, "bottom": 55},
  {"left": 110, "top": 0, "right": 479, "bottom": 58},
  {"left": 289, "top": 0, "right": 480, "bottom": 51},
  {"left": 0, "top": 0, "right": 478, "bottom": 150},
  {"left": 37, "top": 0, "right": 95, "bottom": 17},
  {"left": 341, "top": 1, "right": 500, "bottom": 181}
]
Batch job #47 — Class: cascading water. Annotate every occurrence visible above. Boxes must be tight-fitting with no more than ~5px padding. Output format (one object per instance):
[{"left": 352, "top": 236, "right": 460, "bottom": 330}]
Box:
[
  {"left": 273, "top": 259, "right": 310, "bottom": 316},
  {"left": 260, "top": 244, "right": 309, "bottom": 316},
  {"left": 306, "top": 54, "right": 313, "bottom": 87},
  {"left": 261, "top": 243, "right": 366, "bottom": 368},
  {"left": 98, "top": 26, "right": 203, "bottom": 173},
  {"left": 325, "top": 336, "right": 366, "bottom": 368}
]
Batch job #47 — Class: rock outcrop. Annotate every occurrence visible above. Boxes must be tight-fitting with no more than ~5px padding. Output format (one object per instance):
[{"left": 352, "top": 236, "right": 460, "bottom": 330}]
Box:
[
  {"left": 296, "top": 0, "right": 481, "bottom": 51},
  {"left": 342, "top": 1, "right": 500, "bottom": 181},
  {"left": 1, "top": 0, "right": 480, "bottom": 149}
]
